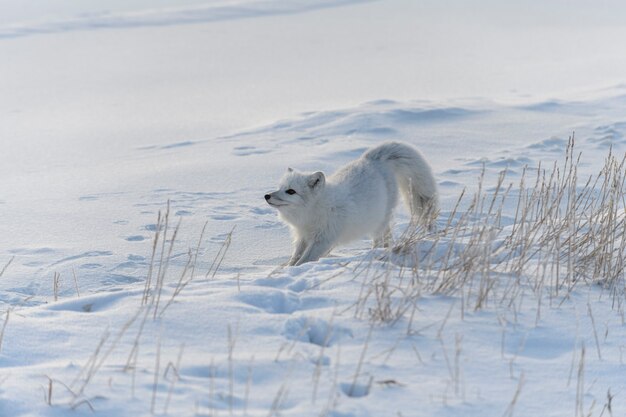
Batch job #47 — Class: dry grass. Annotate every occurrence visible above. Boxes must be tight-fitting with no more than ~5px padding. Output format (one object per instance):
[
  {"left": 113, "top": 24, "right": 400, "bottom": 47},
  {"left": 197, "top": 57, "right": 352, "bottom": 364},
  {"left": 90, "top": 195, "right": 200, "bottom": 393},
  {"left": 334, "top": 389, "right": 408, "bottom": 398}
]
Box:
[
  {"left": 358, "top": 136, "right": 626, "bottom": 324},
  {"left": 342, "top": 136, "right": 626, "bottom": 416},
  {"left": 0, "top": 309, "right": 10, "bottom": 353},
  {"left": 47, "top": 204, "right": 235, "bottom": 412},
  {"left": 0, "top": 256, "right": 14, "bottom": 278},
  {"left": 31, "top": 137, "right": 626, "bottom": 416}
]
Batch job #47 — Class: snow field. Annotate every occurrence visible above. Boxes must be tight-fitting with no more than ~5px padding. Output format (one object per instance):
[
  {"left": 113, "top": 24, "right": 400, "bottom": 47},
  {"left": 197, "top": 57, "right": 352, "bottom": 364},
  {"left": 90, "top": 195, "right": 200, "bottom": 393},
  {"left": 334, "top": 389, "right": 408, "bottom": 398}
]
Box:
[
  {"left": 3, "top": 100, "right": 626, "bottom": 415},
  {"left": 3, "top": 1, "right": 626, "bottom": 412}
]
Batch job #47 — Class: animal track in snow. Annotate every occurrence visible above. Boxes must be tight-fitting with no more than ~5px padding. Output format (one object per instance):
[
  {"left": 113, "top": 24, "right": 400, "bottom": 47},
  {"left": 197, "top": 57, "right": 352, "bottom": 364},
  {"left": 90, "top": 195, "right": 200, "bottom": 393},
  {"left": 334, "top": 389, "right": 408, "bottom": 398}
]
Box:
[
  {"left": 78, "top": 195, "right": 99, "bottom": 201},
  {"left": 283, "top": 316, "right": 352, "bottom": 347},
  {"left": 210, "top": 214, "right": 239, "bottom": 221},
  {"left": 591, "top": 122, "right": 626, "bottom": 148},
  {"left": 50, "top": 250, "right": 113, "bottom": 267},
  {"left": 236, "top": 288, "right": 300, "bottom": 314},
  {"left": 78, "top": 191, "right": 127, "bottom": 202},
  {"left": 439, "top": 180, "right": 461, "bottom": 188},
  {"left": 160, "top": 140, "right": 198, "bottom": 149},
  {"left": 79, "top": 263, "right": 102, "bottom": 269},
  {"left": 233, "top": 146, "right": 271, "bottom": 156},
  {"left": 340, "top": 380, "right": 371, "bottom": 398},
  {"left": 143, "top": 224, "right": 162, "bottom": 232},
  {"left": 249, "top": 207, "right": 273, "bottom": 215},
  {"left": 527, "top": 137, "right": 567, "bottom": 152},
  {"left": 9, "top": 247, "right": 56, "bottom": 255},
  {"left": 101, "top": 274, "right": 142, "bottom": 286},
  {"left": 464, "top": 156, "right": 532, "bottom": 169}
]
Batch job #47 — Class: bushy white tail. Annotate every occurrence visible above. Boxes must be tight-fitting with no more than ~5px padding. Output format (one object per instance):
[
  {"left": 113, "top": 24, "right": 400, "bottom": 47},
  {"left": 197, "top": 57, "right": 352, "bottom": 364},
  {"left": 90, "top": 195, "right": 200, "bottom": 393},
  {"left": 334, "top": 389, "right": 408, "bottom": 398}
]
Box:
[{"left": 364, "top": 141, "right": 439, "bottom": 225}]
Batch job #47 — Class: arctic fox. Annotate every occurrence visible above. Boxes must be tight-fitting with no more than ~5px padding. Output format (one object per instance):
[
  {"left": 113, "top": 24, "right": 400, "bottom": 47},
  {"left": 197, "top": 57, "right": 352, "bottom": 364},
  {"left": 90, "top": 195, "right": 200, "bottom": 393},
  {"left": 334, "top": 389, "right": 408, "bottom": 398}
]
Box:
[{"left": 264, "top": 141, "right": 438, "bottom": 266}]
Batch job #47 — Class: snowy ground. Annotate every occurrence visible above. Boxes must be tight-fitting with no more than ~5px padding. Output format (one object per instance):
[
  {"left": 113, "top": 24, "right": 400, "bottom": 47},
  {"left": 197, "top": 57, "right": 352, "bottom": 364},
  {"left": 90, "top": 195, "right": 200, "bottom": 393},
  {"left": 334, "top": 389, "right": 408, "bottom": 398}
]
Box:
[{"left": 2, "top": 1, "right": 626, "bottom": 416}]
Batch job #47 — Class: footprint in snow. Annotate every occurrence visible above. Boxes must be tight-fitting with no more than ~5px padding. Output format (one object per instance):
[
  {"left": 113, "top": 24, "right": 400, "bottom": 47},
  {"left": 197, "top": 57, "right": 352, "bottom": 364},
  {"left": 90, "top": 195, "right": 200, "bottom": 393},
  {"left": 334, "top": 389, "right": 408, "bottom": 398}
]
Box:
[
  {"left": 526, "top": 137, "right": 567, "bottom": 152},
  {"left": 442, "top": 168, "right": 465, "bottom": 175},
  {"left": 249, "top": 207, "right": 274, "bottom": 215},
  {"left": 590, "top": 137, "right": 619, "bottom": 148},
  {"left": 287, "top": 135, "right": 329, "bottom": 146},
  {"left": 233, "top": 146, "right": 271, "bottom": 156},
  {"left": 439, "top": 180, "right": 461, "bottom": 188},
  {"left": 102, "top": 274, "right": 142, "bottom": 286},
  {"left": 590, "top": 124, "right": 626, "bottom": 148},
  {"left": 340, "top": 380, "right": 371, "bottom": 398},
  {"left": 210, "top": 214, "right": 239, "bottom": 221},
  {"left": 79, "top": 263, "right": 102, "bottom": 269},
  {"left": 236, "top": 288, "right": 300, "bottom": 314},
  {"left": 78, "top": 195, "right": 99, "bottom": 201},
  {"left": 251, "top": 276, "right": 294, "bottom": 288},
  {"left": 283, "top": 316, "right": 353, "bottom": 347},
  {"left": 9, "top": 247, "right": 56, "bottom": 255},
  {"left": 254, "top": 221, "right": 281, "bottom": 230},
  {"left": 464, "top": 156, "right": 531, "bottom": 169},
  {"left": 208, "top": 205, "right": 240, "bottom": 221},
  {"left": 160, "top": 140, "right": 197, "bottom": 150},
  {"left": 50, "top": 250, "right": 113, "bottom": 267},
  {"left": 143, "top": 224, "right": 164, "bottom": 232}
]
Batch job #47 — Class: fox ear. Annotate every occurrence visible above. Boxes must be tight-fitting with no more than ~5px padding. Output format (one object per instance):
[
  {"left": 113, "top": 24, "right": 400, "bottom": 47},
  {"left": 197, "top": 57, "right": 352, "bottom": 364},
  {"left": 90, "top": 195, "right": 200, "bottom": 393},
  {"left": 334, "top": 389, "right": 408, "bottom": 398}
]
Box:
[
  {"left": 287, "top": 167, "right": 293, "bottom": 172},
  {"left": 308, "top": 171, "right": 325, "bottom": 190}
]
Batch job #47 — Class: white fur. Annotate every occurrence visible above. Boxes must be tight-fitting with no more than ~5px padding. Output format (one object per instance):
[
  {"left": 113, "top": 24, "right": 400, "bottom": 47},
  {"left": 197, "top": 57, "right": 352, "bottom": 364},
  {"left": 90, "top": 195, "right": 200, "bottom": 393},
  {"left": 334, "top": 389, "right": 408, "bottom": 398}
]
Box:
[{"left": 265, "top": 141, "right": 438, "bottom": 265}]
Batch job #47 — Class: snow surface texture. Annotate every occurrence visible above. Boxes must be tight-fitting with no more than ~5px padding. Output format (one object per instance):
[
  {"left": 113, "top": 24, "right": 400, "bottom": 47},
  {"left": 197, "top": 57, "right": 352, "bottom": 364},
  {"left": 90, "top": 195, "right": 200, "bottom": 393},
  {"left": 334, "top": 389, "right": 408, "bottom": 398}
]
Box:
[{"left": 2, "top": 1, "right": 626, "bottom": 416}]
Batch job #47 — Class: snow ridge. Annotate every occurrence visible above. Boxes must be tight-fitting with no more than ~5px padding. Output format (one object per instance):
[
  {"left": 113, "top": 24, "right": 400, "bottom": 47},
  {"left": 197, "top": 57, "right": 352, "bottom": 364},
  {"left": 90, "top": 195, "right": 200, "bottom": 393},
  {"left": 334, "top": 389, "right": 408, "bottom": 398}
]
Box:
[{"left": 0, "top": 0, "right": 374, "bottom": 39}]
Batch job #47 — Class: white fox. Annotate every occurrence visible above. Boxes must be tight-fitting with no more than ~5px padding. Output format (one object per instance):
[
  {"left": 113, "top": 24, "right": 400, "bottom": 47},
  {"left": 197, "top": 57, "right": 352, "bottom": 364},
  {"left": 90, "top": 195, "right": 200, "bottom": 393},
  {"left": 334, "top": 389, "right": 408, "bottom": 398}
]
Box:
[{"left": 265, "top": 141, "right": 438, "bottom": 266}]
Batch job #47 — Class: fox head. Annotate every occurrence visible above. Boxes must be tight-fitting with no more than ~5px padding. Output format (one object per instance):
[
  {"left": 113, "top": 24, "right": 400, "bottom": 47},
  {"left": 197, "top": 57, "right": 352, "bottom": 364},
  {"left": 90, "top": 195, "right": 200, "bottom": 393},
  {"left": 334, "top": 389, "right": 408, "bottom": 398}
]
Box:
[{"left": 264, "top": 168, "right": 325, "bottom": 226}]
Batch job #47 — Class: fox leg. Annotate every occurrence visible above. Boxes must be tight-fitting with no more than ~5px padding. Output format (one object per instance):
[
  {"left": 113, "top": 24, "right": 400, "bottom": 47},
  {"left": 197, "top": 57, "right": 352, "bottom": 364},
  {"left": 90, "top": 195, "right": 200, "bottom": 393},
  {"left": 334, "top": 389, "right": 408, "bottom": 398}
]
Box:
[
  {"left": 372, "top": 224, "right": 392, "bottom": 248},
  {"left": 288, "top": 239, "right": 307, "bottom": 266},
  {"left": 295, "top": 239, "right": 333, "bottom": 266}
]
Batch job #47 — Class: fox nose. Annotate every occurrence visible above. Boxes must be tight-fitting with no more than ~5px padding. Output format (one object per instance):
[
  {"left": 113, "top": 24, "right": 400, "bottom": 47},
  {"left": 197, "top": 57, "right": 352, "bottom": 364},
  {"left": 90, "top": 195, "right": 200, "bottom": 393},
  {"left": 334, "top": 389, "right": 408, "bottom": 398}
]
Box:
[{"left": 264, "top": 194, "right": 271, "bottom": 201}]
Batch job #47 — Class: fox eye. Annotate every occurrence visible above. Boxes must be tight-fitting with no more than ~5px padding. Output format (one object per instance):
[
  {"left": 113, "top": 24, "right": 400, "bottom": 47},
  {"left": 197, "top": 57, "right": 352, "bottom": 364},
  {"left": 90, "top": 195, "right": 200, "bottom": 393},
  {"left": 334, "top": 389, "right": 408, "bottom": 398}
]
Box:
[{"left": 285, "top": 189, "right": 296, "bottom": 195}]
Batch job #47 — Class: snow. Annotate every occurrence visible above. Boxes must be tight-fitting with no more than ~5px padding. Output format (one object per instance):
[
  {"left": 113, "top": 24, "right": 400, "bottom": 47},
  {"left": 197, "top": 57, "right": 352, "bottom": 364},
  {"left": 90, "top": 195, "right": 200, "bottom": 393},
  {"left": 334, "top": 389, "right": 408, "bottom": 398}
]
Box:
[{"left": 2, "top": 0, "right": 626, "bottom": 416}]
